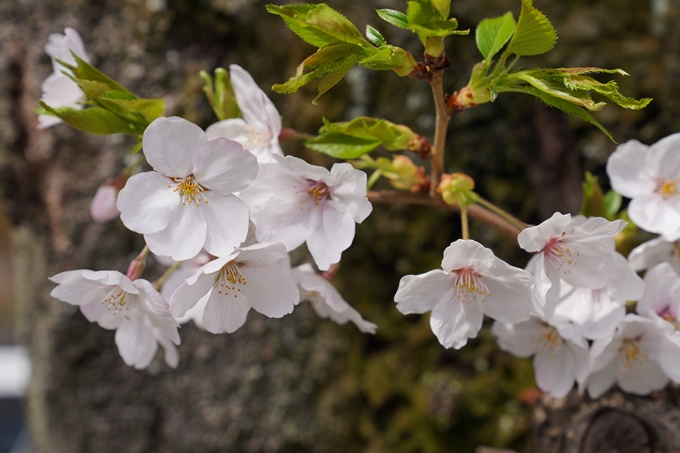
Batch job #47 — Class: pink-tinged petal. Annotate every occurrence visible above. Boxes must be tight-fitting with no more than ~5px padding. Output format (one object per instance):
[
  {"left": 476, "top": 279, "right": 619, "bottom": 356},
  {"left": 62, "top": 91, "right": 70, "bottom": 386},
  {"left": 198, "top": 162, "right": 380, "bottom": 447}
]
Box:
[
  {"left": 62, "top": 28, "right": 89, "bottom": 61},
  {"left": 240, "top": 264, "right": 298, "bottom": 318},
  {"left": 307, "top": 205, "right": 355, "bottom": 271},
  {"left": 115, "top": 317, "right": 158, "bottom": 369},
  {"left": 492, "top": 318, "right": 543, "bottom": 357},
  {"left": 201, "top": 193, "right": 249, "bottom": 258},
  {"left": 192, "top": 138, "right": 258, "bottom": 194},
  {"left": 554, "top": 241, "right": 610, "bottom": 290},
  {"left": 201, "top": 288, "right": 252, "bottom": 334},
  {"left": 441, "top": 239, "right": 495, "bottom": 274},
  {"left": 395, "top": 270, "right": 453, "bottom": 314},
  {"left": 45, "top": 28, "right": 89, "bottom": 70},
  {"left": 606, "top": 139, "right": 656, "bottom": 198},
  {"left": 586, "top": 359, "right": 618, "bottom": 398},
  {"left": 40, "top": 72, "right": 83, "bottom": 107},
  {"left": 629, "top": 193, "right": 680, "bottom": 238},
  {"left": 430, "top": 294, "right": 484, "bottom": 349},
  {"left": 236, "top": 243, "right": 289, "bottom": 266},
  {"left": 650, "top": 133, "right": 680, "bottom": 179},
  {"left": 117, "top": 172, "right": 179, "bottom": 234},
  {"left": 206, "top": 118, "right": 250, "bottom": 143},
  {"left": 282, "top": 155, "right": 332, "bottom": 182},
  {"left": 533, "top": 343, "right": 575, "bottom": 398},
  {"left": 143, "top": 204, "right": 207, "bottom": 261},
  {"left": 628, "top": 237, "right": 678, "bottom": 272},
  {"left": 618, "top": 359, "right": 668, "bottom": 396},
  {"left": 90, "top": 185, "right": 120, "bottom": 223},
  {"left": 480, "top": 268, "right": 533, "bottom": 323},
  {"left": 170, "top": 274, "right": 216, "bottom": 318},
  {"left": 229, "top": 64, "right": 280, "bottom": 132},
  {"left": 142, "top": 117, "right": 207, "bottom": 178},
  {"left": 518, "top": 212, "right": 572, "bottom": 253},
  {"left": 239, "top": 161, "right": 301, "bottom": 211},
  {"left": 329, "top": 163, "right": 372, "bottom": 223},
  {"left": 246, "top": 189, "right": 310, "bottom": 250}
]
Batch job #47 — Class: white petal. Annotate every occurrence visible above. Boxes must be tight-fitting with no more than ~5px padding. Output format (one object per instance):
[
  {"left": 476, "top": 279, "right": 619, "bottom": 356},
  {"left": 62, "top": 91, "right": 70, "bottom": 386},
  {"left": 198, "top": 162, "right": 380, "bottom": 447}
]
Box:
[
  {"left": 394, "top": 270, "right": 453, "bottom": 314},
  {"left": 205, "top": 118, "right": 251, "bottom": 142},
  {"left": 90, "top": 185, "right": 120, "bottom": 223},
  {"left": 192, "top": 138, "right": 258, "bottom": 194},
  {"left": 201, "top": 288, "right": 252, "bottom": 334},
  {"left": 441, "top": 239, "right": 495, "bottom": 274},
  {"left": 170, "top": 273, "right": 216, "bottom": 318},
  {"left": 50, "top": 279, "right": 111, "bottom": 306},
  {"left": 240, "top": 264, "right": 298, "bottom": 318},
  {"left": 566, "top": 217, "right": 626, "bottom": 242},
  {"left": 492, "top": 318, "right": 543, "bottom": 357},
  {"left": 606, "top": 139, "right": 656, "bottom": 198},
  {"left": 534, "top": 342, "right": 575, "bottom": 398},
  {"left": 480, "top": 260, "right": 533, "bottom": 323},
  {"left": 618, "top": 359, "right": 668, "bottom": 396},
  {"left": 650, "top": 133, "right": 680, "bottom": 180},
  {"left": 629, "top": 237, "right": 679, "bottom": 272},
  {"left": 143, "top": 204, "right": 207, "bottom": 260},
  {"left": 328, "top": 163, "right": 372, "bottom": 223},
  {"left": 40, "top": 72, "right": 83, "bottom": 108},
  {"left": 629, "top": 193, "right": 680, "bottom": 238},
  {"left": 307, "top": 205, "right": 355, "bottom": 271},
  {"left": 201, "top": 193, "right": 249, "bottom": 258},
  {"left": 586, "top": 360, "right": 618, "bottom": 398},
  {"left": 115, "top": 316, "right": 158, "bottom": 369},
  {"left": 555, "top": 241, "right": 611, "bottom": 289},
  {"left": 142, "top": 117, "right": 207, "bottom": 178},
  {"left": 517, "top": 212, "right": 572, "bottom": 253},
  {"left": 430, "top": 294, "right": 484, "bottom": 349},
  {"left": 229, "top": 64, "right": 280, "bottom": 133},
  {"left": 117, "top": 172, "right": 179, "bottom": 234}
]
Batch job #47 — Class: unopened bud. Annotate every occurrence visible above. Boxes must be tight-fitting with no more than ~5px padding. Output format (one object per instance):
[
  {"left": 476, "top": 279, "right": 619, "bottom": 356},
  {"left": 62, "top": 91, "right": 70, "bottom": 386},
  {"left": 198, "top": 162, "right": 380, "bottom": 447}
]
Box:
[
  {"left": 388, "top": 156, "right": 430, "bottom": 193},
  {"left": 437, "top": 172, "right": 477, "bottom": 206},
  {"left": 392, "top": 50, "right": 419, "bottom": 77},
  {"left": 126, "top": 256, "right": 146, "bottom": 281},
  {"left": 406, "top": 133, "right": 432, "bottom": 159}
]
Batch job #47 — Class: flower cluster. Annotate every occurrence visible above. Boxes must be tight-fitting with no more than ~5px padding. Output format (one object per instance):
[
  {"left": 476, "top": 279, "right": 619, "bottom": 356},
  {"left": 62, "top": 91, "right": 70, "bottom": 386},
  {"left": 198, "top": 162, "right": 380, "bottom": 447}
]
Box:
[{"left": 47, "top": 33, "right": 376, "bottom": 369}]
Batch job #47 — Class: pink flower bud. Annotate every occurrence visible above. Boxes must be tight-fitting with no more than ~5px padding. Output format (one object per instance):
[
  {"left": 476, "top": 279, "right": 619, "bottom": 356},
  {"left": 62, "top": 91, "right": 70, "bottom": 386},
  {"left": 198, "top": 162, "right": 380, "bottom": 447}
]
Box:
[{"left": 90, "top": 185, "right": 120, "bottom": 223}]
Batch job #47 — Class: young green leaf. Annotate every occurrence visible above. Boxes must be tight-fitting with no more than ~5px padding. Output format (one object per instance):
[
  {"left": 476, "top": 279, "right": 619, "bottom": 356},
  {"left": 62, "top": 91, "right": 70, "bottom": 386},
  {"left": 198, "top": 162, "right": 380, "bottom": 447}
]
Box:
[
  {"left": 506, "top": 0, "right": 557, "bottom": 56},
  {"left": 430, "top": 0, "right": 451, "bottom": 19},
  {"left": 366, "top": 25, "right": 386, "bottom": 47},
  {"left": 527, "top": 88, "right": 615, "bottom": 142},
  {"left": 562, "top": 76, "right": 652, "bottom": 110},
  {"left": 517, "top": 72, "right": 606, "bottom": 110},
  {"left": 603, "top": 190, "right": 623, "bottom": 219},
  {"left": 475, "top": 12, "right": 516, "bottom": 60},
  {"left": 98, "top": 95, "right": 165, "bottom": 123},
  {"left": 39, "top": 101, "right": 141, "bottom": 136},
  {"left": 376, "top": 9, "right": 409, "bottom": 29},
  {"left": 406, "top": 0, "right": 467, "bottom": 39},
  {"left": 580, "top": 171, "right": 606, "bottom": 218},
  {"left": 306, "top": 133, "right": 383, "bottom": 158},
  {"left": 71, "top": 53, "right": 133, "bottom": 94},
  {"left": 266, "top": 4, "right": 368, "bottom": 48},
  {"left": 200, "top": 68, "right": 240, "bottom": 121}
]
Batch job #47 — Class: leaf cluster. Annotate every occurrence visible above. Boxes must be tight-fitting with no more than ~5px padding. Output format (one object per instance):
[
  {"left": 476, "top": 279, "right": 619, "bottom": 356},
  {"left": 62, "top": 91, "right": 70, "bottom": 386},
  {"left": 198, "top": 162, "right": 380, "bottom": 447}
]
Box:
[
  {"left": 37, "top": 54, "right": 165, "bottom": 141},
  {"left": 200, "top": 68, "right": 240, "bottom": 121}
]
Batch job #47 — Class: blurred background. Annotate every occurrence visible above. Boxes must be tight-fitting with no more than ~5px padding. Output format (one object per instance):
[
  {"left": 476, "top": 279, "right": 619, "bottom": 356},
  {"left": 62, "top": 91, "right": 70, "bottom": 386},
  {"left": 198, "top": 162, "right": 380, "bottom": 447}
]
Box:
[{"left": 0, "top": 0, "right": 679, "bottom": 452}]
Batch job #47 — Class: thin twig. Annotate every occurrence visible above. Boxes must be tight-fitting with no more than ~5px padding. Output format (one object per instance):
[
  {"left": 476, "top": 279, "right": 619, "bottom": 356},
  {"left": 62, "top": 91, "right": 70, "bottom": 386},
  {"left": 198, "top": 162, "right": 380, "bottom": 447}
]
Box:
[
  {"left": 367, "top": 190, "right": 522, "bottom": 243},
  {"left": 428, "top": 70, "right": 451, "bottom": 197},
  {"left": 476, "top": 196, "right": 528, "bottom": 230},
  {"left": 153, "top": 260, "right": 181, "bottom": 291}
]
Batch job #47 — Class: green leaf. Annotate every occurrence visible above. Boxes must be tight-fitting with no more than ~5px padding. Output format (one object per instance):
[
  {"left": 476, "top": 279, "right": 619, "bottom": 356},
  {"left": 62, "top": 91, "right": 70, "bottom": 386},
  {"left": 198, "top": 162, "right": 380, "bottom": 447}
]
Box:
[
  {"left": 130, "top": 142, "right": 143, "bottom": 154},
  {"left": 200, "top": 68, "right": 240, "bottom": 121},
  {"left": 475, "top": 12, "right": 516, "bottom": 60},
  {"left": 527, "top": 88, "right": 615, "bottom": 142},
  {"left": 562, "top": 76, "right": 652, "bottom": 110},
  {"left": 366, "top": 25, "right": 386, "bottom": 47},
  {"left": 306, "top": 133, "right": 383, "bottom": 158},
  {"left": 430, "top": 0, "right": 451, "bottom": 19},
  {"left": 358, "top": 46, "right": 407, "bottom": 70},
  {"left": 517, "top": 72, "right": 605, "bottom": 110},
  {"left": 306, "top": 116, "right": 416, "bottom": 158},
  {"left": 376, "top": 9, "right": 409, "bottom": 29},
  {"left": 603, "top": 190, "right": 622, "bottom": 219},
  {"left": 39, "top": 101, "right": 141, "bottom": 136},
  {"left": 406, "top": 0, "right": 466, "bottom": 39},
  {"left": 506, "top": 0, "right": 557, "bottom": 56},
  {"left": 273, "top": 42, "right": 367, "bottom": 103},
  {"left": 99, "top": 95, "right": 165, "bottom": 122},
  {"left": 71, "top": 53, "right": 133, "bottom": 94},
  {"left": 580, "top": 171, "right": 605, "bottom": 218},
  {"left": 266, "top": 4, "right": 368, "bottom": 48}
]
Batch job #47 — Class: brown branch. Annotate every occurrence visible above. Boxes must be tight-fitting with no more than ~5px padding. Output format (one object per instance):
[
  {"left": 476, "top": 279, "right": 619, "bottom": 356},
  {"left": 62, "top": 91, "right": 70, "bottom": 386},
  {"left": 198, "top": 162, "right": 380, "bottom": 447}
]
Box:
[
  {"left": 428, "top": 70, "right": 451, "bottom": 197},
  {"left": 367, "top": 190, "right": 522, "bottom": 243}
]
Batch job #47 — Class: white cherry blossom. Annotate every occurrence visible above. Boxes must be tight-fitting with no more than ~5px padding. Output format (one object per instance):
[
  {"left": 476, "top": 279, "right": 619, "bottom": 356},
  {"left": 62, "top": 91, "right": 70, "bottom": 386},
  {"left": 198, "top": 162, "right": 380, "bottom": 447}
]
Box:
[
  {"left": 636, "top": 262, "right": 680, "bottom": 330},
  {"left": 291, "top": 263, "right": 377, "bottom": 334},
  {"left": 585, "top": 314, "right": 680, "bottom": 398},
  {"left": 206, "top": 65, "right": 283, "bottom": 163},
  {"left": 554, "top": 252, "right": 644, "bottom": 340},
  {"left": 493, "top": 315, "right": 590, "bottom": 398},
  {"left": 518, "top": 213, "right": 626, "bottom": 318},
  {"left": 49, "top": 269, "right": 180, "bottom": 369},
  {"left": 39, "top": 28, "right": 90, "bottom": 129},
  {"left": 117, "top": 117, "right": 258, "bottom": 261},
  {"left": 239, "top": 154, "right": 372, "bottom": 271},
  {"left": 170, "top": 242, "right": 298, "bottom": 334},
  {"left": 606, "top": 134, "right": 680, "bottom": 240},
  {"left": 394, "top": 239, "right": 533, "bottom": 350},
  {"left": 629, "top": 237, "right": 680, "bottom": 274}
]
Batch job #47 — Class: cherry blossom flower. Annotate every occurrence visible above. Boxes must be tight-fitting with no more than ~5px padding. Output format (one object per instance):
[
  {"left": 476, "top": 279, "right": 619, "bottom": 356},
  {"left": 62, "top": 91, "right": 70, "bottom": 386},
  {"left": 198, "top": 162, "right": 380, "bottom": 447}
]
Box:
[
  {"left": 629, "top": 237, "right": 680, "bottom": 274},
  {"left": 394, "top": 239, "right": 533, "bottom": 349},
  {"left": 170, "top": 242, "right": 298, "bottom": 334},
  {"left": 606, "top": 134, "right": 680, "bottom": 240},
  {"left": 493, "top": 315, "right": 590, "bottom": 398},
  {"left": 518, "top": 213, "right": 626, "bottom": 318},
  {"left": 206, "top": 65, "right": 283, "bottom": 163},
  {"left": 239, "top": 154, "right": 372, "bottom": 271},
  {"left": 49, "top": 269, "right": 180, "bottom": 369},
  {"left": 90, "top": 184, "right": 120, "bottom": 223},
  {"left": 636, "top": 262, "right": 680, "bottom": 331},
  {"left": 38, "top": 28, "right": 90, "bottom": 129},
  {"left": 585, "top": 314, "right": 680, "bottom": 398},
  {"left": 117, "top": 117, "right": 258, "bottom": 261},
  {"left": 156, "top": 251, "right": 212, "bottom": 327},
  {"left": 554, "top": 252, "right": 644, "bottom": 340},
  {"left": 291, "top": 263, "right": 377, "bottom": 334}
]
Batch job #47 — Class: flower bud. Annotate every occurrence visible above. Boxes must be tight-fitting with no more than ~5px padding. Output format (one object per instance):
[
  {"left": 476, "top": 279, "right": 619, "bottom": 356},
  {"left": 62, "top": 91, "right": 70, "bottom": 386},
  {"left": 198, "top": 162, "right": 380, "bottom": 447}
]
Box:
[
  {"left": 386, "top": 156, "right": 430, "bottom": 193},
  {"left": 90, "top": 184, "right": 120, "bottom": 223},
  {"left": 437, "top": 172, "right": 478, "bottom": 206}
]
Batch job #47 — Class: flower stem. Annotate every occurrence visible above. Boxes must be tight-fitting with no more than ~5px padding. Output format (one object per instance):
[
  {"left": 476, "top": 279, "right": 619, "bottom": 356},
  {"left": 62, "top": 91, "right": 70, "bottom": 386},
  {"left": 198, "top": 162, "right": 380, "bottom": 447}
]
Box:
[
  {"left": 456, "top": 195, "right": 469, "bottom": 240},
  {"left": 428, "top": 70, "right": 451, "bottom": 197},
  {"left": 476, "top": 197, "right": 527, "bottom": 231},
  {"left": 367, "top": 169, "right": 383, "bottom": 190},
  {"left": 154, "top": 260, "right": 182, "bottom": 292}
]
